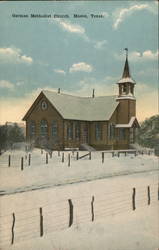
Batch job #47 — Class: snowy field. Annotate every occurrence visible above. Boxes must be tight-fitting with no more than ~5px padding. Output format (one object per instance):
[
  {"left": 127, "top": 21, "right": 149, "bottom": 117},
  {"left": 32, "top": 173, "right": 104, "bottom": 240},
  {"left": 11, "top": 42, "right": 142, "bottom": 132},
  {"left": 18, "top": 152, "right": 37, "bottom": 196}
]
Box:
[
  {"left": 0, "top": 149, "right": 159, "bottom": 250},
  {"left": 0, "top": 148, "right": 158, "bottom": 195}
]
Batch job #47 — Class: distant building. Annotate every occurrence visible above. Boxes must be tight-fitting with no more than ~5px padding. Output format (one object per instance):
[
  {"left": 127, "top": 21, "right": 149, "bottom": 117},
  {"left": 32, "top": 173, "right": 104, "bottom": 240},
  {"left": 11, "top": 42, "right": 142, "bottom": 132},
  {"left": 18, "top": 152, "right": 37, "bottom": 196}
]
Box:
[{"left": 22, "top": 52, "right": 140, "bottom": 150}]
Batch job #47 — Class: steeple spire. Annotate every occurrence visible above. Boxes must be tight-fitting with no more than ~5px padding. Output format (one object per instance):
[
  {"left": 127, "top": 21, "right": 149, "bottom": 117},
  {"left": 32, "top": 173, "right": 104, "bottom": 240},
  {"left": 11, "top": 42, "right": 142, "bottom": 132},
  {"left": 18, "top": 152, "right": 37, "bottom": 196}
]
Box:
[{"left": 122, "top": 48, "right": 131, "bottom": 78}]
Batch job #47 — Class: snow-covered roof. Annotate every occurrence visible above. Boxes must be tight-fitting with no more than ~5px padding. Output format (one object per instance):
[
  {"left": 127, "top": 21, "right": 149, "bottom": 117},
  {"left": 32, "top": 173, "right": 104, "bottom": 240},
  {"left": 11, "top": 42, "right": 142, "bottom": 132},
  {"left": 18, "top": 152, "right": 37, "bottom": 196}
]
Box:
[
  {"left": 42, "top": 90, "right": 119, "bottom": 121},
  {"left": 117, "top": 77, "right": 136, "bottom": 84},
  {"left": 115, "top": 117, "right": 139, "bottom": 128}
]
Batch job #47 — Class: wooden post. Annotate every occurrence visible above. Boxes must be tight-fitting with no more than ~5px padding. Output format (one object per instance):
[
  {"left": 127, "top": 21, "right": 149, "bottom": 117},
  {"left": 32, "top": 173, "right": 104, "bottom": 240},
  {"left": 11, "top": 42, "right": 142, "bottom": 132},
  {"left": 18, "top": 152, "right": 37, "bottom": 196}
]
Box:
[
  {"left": 49, "top": 151, "right": 52, "bottom": 158},
  {"left": 68, "top": 199, "right": 73, "bottom": 227},
  {"left": 68, "top": 153, "right": 70, "bottom": 167},
  {"left": 11, "top": 213, "right": 15, "bottom": 244},
  {"left": 8, "top": 155, "right": 11, "bottom": 167},
  {"left": 102, "top": 152, "right": 104, "bottom": 163},
  {"left": 46, "top": 153, "right": 48, "bottom": 164},
  {"left": 62, "top": 152, "right": 64, "bottom": 163},
  {"left": 112, "top": 152, "right": 115, "bottom": 157},
  {"left": 147, "top": 186, "right": 151, "bottom": 205},
  {"left": 39, "top": 207, "right": 43, "bottom": 237},
  {"left": 91, "top": 196, "right": 95, "bottom": 221},
  {"left": 21, "top": 157, "right": 24, "bottom": 171},
  {"left": 89, "top": 152, "right": 91, "bottom": 160},
  {"left": 76, "top": 151, "right": 79, "bottom": 160},
  {"left": 28, "top": 153, "right": 31, "bottom": 166},
  {"left": 132, "top": 188, "right": 136, "bottom": 210}
]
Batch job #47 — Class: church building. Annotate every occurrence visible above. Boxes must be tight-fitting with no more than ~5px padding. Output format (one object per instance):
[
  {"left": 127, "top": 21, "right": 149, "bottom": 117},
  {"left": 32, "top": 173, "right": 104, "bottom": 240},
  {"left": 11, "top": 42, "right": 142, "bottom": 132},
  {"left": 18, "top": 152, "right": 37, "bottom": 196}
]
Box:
[{"left": 22, "top": 51, "right": 140, "bottom": 150}]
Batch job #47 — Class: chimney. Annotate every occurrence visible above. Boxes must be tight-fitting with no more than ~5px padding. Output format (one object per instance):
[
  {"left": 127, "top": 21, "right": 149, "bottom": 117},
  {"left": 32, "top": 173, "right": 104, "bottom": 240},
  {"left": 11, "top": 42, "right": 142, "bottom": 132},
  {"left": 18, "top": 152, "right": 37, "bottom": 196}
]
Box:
[
  {"left": 58, "top": 88, "right": 60, "bottom": 94},
  {"left": 92, "top": 89, "right": 95, "bottom": 98}
]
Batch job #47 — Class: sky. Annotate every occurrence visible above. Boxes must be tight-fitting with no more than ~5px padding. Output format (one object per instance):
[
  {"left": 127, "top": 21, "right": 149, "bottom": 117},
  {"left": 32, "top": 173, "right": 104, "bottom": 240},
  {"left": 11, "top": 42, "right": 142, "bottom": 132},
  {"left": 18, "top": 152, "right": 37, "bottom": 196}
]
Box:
[{"left": 0, "top": 0, "right": 158, "bottom": 124}]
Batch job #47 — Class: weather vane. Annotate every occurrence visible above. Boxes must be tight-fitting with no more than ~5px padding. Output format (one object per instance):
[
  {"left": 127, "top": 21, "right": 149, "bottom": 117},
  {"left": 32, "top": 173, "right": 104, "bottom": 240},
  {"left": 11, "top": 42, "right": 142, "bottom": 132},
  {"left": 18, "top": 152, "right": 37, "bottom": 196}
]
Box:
[{"left": 124, "top": 48, "right": 128, "bottom": 58}]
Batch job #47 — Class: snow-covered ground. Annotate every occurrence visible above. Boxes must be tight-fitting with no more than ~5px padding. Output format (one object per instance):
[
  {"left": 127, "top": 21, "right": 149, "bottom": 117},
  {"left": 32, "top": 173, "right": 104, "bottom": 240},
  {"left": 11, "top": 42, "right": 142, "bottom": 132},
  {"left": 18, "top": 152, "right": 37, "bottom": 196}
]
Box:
[
  {"left": 0, "top": 149, "right": 158, "bottom": 250},
  {"left": 0, "top": 149, "right": 158, "bottom": 195}
]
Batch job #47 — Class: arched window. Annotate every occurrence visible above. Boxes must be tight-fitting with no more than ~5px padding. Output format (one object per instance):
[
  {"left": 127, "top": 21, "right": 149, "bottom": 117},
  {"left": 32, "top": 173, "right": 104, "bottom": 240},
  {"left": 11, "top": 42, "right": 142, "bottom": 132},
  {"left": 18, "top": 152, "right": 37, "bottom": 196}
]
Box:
[
  {"left": 95, "top": 123, "right": 102, "bottom": 141},
  {"left": 108, "top": 123, "right": 115, "bottom": 140},
  {"left": 40, "top": 119, "right": 48, "bottom": 136},
  {"left": 29, "top": 120, "right": 36, "bottom": 136},
  {"left": 67, "top": 122, "right": 73, "bottom": 140},
  {"left": 75, "top": 122, "right": 80, "bottom": 140},
  {"left": 52, "top": 120, "right": 58, "bottom": 138}
]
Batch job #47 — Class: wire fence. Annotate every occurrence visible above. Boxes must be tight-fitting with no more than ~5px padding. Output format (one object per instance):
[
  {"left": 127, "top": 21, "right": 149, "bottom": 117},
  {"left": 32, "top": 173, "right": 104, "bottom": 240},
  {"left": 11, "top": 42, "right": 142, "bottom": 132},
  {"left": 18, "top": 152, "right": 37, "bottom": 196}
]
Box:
[
  {"left": 0, "top": 149, "right": 156, "bottom": 170},
  {"left": 0, "top": 182, "right": 158, "bottom": 247}
]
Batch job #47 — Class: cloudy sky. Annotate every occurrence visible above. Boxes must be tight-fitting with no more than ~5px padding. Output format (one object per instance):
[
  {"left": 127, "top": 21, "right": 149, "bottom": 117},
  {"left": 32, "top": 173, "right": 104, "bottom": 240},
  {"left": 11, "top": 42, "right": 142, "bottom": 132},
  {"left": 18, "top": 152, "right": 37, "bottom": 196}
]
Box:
[{"left": 0, "top": 0, "right": 158, "bottom": 124}]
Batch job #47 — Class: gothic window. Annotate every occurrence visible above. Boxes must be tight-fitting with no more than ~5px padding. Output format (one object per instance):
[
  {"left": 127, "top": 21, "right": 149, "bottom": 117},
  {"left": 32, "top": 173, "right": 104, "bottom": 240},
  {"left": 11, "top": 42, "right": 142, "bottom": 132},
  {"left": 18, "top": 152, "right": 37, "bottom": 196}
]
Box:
[
  {"left": 67, "top": 122, "right": 73, "bottom": 140},
  {"left": 40, "top": 119, "right": 48, "bottom": 136},
  {"left": 108, "top": 123, "right": 115, "bottom": 140},
  {"left": 119, "top": 128, "right": 126, "bottom": 140},
  {"left": 95, "top": 123, "right": 102, "bottom": 141},
  {"left": 52, "top": 120, "right": 58, "bottom": 138},
  {"left": 29, "top": 120, "right": 36, "bottom": 136},
  {"left": 75, "top": 122, "right": 80, "bottom": 140}
]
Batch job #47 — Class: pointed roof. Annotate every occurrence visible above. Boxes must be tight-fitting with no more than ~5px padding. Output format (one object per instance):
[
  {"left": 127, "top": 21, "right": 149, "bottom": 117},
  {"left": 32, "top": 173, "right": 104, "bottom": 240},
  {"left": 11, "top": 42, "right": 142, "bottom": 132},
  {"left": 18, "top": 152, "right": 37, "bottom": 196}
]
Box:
[
  {"left": 122, "top": 57, "right": 130, "bottom": 78},
  {"left": 22, "top": 90, "right": 119, "bottom": 121},
  {"left": 117, "top": 49, "right": 136, "bottom": 84}
]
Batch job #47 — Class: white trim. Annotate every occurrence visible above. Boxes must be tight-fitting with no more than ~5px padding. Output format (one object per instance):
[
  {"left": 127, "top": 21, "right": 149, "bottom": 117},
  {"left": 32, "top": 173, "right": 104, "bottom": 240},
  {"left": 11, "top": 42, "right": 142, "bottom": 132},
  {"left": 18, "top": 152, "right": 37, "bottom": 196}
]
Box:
[
  {"left": 117, "top": 77, "right": 136, "bottom": 84},
  {"left": 116, "top": 96, "right": 136, "bottom": 100},
  {"left": 116, "top": 117, "right": 136, "bottom": 128}
]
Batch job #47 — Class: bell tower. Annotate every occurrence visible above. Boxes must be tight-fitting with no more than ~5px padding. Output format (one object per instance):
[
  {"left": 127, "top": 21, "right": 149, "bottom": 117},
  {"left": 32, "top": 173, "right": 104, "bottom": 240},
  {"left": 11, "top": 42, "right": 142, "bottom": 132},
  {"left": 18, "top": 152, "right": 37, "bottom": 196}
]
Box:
[
  {"left": 117, "top": 48, "right": 136, "bottom": 99},
  {"left": 116, "top": 48, "right": 136, "bottom": 124}
]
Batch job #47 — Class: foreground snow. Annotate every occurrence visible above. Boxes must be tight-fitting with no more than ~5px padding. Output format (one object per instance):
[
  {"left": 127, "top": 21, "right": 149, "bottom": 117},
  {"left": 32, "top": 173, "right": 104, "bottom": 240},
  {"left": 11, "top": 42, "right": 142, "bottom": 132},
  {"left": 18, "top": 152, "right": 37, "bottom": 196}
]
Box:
[
  {"left": 4, "top": 206, "right": 159, "bottom": 250},
  {"left": 0, "top": 149, "right": 158, "bottom": 250},
  {"left": 0, "top": 149, "right": 158, "bottom": 195}
]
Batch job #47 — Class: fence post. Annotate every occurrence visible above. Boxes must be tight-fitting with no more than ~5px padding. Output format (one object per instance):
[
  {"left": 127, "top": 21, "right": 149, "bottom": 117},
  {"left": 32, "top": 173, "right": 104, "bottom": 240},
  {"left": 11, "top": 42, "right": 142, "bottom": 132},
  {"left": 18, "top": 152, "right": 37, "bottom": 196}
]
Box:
[
  {"left": 132, "top": 188, "right": 136, "bottom": 210},
  {"left": 89, "top": 152, "right": 91, "bottom": 160},
  {"left": 91, "top": 196, "right": 95, "bottom": 221},
  {"left": 62, "top": 152, "right": 64, "bottom": 163},
  {"left": 147, "top": 186, "right": 151, "bottom": 205},
  {"left": 11, "top": 213, "right": 15, "bottom": 244},
  {"left": 76, "top": 151, "right": 79, "bottom": 160},
  {"left": 46, "top": 153, "right": 48, "bottom": 164},
  {"left": 49, "top": 151, "right": 52, "bottom": 158},
  {"left": 28, "top": 153, "right": 31, "bottom": 166},
  {"left": 102, "top": 152, "right": 104, "bottom": 163},
  {"left": 39, "top": 207, "right": 43, "bottom": 237},
  {"left": 8, "top": 155, "right": 11, "bottom": 167},
  {"left": 68, "top": 199, "right": 73, "bottom": 227},
  {"left": 21, "top": 157, "right": 24, "bottom": 171},
  {"left": 68, "top": 153, "right": 70, "bottom": 167}
]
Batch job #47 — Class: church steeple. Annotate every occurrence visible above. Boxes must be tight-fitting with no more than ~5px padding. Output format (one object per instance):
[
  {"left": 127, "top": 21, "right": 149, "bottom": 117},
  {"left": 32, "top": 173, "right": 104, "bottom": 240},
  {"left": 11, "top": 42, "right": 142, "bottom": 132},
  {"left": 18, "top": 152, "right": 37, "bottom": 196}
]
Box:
[
  {"left": 122, "top": 48, "right": 131, "bottom": 78},
  {"left": 116, "top": 48, "right": 136, "bottom": 100}
]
